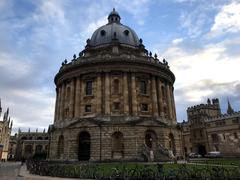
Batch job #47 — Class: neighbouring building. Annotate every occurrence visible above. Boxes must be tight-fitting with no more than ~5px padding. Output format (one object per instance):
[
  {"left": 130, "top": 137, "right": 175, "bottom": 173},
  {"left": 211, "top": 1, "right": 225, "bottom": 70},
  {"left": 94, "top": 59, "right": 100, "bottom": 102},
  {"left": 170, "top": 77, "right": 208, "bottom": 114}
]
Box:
[
  {"left": 48, "top": 9, "right": 182, "bottom": 162},
  {"left": 14, "top": 129, "right": 49, "bottom": 160},
  {"left": 182, "top": 98, "right": 240, "bottom": 157},
  {"left": 0, "top": 99, "right": 13, "bottom": 161},
  {"left": 8, "top": 133, "right": 17, "bottom": 160}
]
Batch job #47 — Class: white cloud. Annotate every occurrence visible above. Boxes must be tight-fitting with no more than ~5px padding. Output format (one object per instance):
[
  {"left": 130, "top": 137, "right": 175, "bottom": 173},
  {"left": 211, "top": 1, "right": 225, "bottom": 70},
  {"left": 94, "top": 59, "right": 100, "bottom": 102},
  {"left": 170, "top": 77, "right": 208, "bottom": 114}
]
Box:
[
  {"left": 210, "top": 1, "right": 240, "bottom": 36},
  {"left": 172, "top": 38, "right": 183, "bottom": 44},
  {"left": 164, "top": 39, "right": 240, "bottom": 102}
]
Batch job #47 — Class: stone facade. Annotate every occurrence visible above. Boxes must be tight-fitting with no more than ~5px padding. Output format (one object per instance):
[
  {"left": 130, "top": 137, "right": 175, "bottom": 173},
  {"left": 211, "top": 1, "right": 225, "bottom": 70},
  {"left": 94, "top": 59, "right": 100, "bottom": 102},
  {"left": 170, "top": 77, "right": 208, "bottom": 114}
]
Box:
[
  {"left": 0, "top": 99, "right": 12, "bottom": 161},
  {"left": 181, "top": 98, "right": 240, "bottom": 157},
  {"left": 8, "top": 134, "right": 17, "bottom": 160},
  {"left": 49, "top": 9, "right": 182, "bottom": 162},
  {"left": 14, "top": 129, "right": 49, "bottom": 160}
]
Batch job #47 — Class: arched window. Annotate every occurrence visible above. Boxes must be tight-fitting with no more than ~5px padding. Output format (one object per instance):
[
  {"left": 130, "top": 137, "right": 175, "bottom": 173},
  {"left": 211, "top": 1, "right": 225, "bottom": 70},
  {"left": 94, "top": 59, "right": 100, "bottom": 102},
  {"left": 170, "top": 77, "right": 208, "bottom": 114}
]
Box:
[
  {"left": 163, "top": 106, "right": 168, "bottom": 118},
  {"left": 35, "top": 145, "right": 43, "bottom": 154},
  {"left": 140, "top": 80, "right": 147, "bottom": 94},
  {"left": 24, "top": 145, "right": 33, "bottom": 155},
  {"left": 57, "top": 135, "right": 64, "bottom": 158},
  {"left": 169, "top": 133, "right": 176, "bottom": 155},
  {"left": 161, "top": 86, "right": 166, "bottom": 98},
  {"left": 86, "top": 81, "right": 93, "bottom": 95},
  {"left": 66, "top": 86, "right": 70, "bottom": 100},
  {"left": 21, "top": 136, "right": 27, "bottom": 140},
  {"left": 111, "top": 131, "right": 124, "bottom": 159},
  {"left": 113, "top": 79, "right": 119, "bottom": 95}
]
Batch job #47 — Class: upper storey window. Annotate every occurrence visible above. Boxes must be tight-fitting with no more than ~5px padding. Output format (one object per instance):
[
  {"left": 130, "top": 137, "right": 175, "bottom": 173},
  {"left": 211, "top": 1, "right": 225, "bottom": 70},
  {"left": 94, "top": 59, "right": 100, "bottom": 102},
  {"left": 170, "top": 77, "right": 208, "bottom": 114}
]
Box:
[
  {"left": 140, "top": 80, "right": 147, "bottom": 95},
  {"left": 86, "top": 81, "right": 93, "bottom": 95},
  {"left": 113, "top": 79, "right": 119, "bottom": 95}
]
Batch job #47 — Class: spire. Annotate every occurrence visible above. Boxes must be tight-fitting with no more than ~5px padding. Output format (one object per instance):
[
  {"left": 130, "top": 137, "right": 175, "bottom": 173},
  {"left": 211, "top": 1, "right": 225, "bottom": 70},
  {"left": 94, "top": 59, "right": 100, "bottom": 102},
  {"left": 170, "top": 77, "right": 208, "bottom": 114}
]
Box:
[
  {"left": 227, "top": 99, "right": 234, "bottom": 115},
  {"left": 108, "top": 8, "right": 121, "bottom": 23},
  {"left": 4, "top": 107, "right": 9, "bottom": 121}
]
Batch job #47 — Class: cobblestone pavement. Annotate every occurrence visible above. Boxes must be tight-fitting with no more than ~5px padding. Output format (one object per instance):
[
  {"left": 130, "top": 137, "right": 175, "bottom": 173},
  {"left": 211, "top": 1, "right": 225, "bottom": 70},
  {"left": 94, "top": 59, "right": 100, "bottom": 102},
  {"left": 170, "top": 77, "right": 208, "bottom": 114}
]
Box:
[{"left": 0, "top": 161, "right": 23, "bottom": 180}]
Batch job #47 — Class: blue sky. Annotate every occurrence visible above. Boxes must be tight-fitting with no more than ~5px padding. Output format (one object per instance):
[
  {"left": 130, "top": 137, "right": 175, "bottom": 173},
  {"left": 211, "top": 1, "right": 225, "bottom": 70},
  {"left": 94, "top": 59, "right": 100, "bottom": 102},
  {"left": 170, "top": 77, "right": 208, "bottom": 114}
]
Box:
[{"left": 0, "top": 0, "right": 240, "bottom": 133}]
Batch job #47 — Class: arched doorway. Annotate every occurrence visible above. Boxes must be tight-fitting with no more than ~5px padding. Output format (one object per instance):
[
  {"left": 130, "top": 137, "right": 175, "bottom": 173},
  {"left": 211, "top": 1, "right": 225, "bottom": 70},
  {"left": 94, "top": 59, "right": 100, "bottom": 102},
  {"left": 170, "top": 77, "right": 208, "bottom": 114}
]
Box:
[
  {"left": 169, "top": 133, "right": 176, "bottom": 155},
  {"left": 145, "top": 130, "right": 157, "bottom": 149},
  {"left": 78, "top": 131, "right": 91, "bottom": 161},
  {"left": 198, "top": 144, "right": 206, "bottom": 156},
  {"left": 111, "top": 131, "right": 124, "bottom": 159}
]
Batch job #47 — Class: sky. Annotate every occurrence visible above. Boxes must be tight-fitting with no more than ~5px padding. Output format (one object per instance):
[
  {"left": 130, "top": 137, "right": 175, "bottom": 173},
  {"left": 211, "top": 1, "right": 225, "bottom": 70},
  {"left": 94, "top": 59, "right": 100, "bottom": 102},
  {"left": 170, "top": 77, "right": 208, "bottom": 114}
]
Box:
[{"left": 0, "top": 0, "right": 240, "bottom": 134}]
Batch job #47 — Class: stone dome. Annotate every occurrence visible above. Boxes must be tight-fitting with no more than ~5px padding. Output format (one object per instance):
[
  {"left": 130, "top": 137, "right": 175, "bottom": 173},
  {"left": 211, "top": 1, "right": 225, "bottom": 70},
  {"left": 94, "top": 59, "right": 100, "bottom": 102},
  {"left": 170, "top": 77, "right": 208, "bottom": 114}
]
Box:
[{"left": 89, "top": 8, "right": 140, "bottom": 47}]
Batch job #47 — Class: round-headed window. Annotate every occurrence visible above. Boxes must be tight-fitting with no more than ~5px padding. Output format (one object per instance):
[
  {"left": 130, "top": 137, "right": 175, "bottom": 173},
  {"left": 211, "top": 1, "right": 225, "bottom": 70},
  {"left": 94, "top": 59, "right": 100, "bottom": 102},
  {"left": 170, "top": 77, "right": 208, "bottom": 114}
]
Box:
[{"left": 100, "top": 30, "right": 106, "bottom": 36}]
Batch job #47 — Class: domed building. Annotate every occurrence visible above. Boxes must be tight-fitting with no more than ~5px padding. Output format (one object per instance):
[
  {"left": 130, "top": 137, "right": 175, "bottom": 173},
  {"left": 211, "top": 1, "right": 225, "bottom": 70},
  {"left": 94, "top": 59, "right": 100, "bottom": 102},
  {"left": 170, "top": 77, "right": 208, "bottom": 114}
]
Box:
[{"left": 49, "top": 9, "right": 182, "bottom": 161}]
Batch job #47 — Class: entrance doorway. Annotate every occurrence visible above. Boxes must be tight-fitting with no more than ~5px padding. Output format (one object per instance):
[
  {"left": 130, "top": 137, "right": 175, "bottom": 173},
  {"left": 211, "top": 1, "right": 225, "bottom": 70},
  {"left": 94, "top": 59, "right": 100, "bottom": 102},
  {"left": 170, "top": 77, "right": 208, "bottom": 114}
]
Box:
[
  {"left": 198, "top": 144, "right": 206, "bottom": 156},
  {"left": 78, "top": 131, "right": 90, "bottom": 161}
]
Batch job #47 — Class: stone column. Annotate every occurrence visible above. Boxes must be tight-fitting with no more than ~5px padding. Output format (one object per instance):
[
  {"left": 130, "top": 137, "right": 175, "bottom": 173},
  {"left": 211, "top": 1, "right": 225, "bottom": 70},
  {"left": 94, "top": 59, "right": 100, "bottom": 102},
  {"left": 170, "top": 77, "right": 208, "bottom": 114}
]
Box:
[
  {"left": 131, "top": 73, "right": 138, "bottom": 116},
  {"left": 123, "top": 72, "right": 129, "bottom": 115},
  {"left": 69, "top": 79, "right": 75, "bottom": 118},
  {"left": 96, "top": 73, "right": 102, "bottom": 115},
  {"left": 74, "top": 77, "right": 81, "bottom": 118},
  {"left": 170, "top": 86, "right": 177, "bottom": 122},
  {"left": 55, "top": 87, "right": 60, "bottom": 122},
  {"left": 105, "top": 72, "right": 110, "bottom": 115},
  {"left": 60, "top": 83, "right": 65, "bottom": 121},
  {"left": 166, "top": 84, "right": 173, "bottom": 121},
  {"left": 54, "top": 88, "right": 58, "bottom": 122},
  {"left": 151, "top": 76, "right": 159, "bottom": 117},
  {"left": 157, "top": 78, "right": 164, "bottom": 117},
  {"left": 56, "top": 87, "right": 61, "bottom": 123}
]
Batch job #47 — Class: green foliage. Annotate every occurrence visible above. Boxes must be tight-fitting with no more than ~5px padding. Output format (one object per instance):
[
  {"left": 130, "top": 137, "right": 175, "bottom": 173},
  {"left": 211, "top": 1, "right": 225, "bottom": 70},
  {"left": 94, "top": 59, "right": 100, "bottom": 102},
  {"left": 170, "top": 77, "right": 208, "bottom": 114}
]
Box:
[{"left": 26, "top": 160, "right": 240, "bottom": 179}]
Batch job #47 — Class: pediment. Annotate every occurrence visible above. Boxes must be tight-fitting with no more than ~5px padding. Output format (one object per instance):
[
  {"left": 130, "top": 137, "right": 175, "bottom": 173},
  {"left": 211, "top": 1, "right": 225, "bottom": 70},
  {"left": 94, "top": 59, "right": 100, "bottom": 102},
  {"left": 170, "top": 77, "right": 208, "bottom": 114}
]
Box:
[
  {"left": 133, "top": 118, "right": 167, "bottom": 127},
  {"left": 67, "top": 118, "right": 99, "bottom": 128}
]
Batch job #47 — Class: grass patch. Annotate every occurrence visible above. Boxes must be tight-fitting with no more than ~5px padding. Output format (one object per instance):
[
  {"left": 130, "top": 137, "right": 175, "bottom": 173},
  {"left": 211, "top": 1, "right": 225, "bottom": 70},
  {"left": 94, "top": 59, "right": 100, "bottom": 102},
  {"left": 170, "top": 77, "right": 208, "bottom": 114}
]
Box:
[{"left": 190, "top": 158, "right": 240, "bottom": 167}]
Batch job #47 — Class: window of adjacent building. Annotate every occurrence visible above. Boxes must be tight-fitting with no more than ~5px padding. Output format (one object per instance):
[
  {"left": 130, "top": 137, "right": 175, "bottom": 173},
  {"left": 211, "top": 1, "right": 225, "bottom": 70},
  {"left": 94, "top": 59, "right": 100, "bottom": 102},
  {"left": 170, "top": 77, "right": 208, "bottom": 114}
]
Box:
[
  {"left": 85, "top": 81, "right": 93, "bottom": 95},
  {"left": 140, "top": 80, "right": 147, "bottom": 95},
  {"left": 141, "top": 103, "right": 148, "bottom": 112},
  {"left": 85, "top": 105, "right": 91, "bottom": 113},
  {"left": 113, "top": 79, "right": 120, "bottom": 95},
  {"left": 113, "top": 102, "right": 120, "bottom": 111}
]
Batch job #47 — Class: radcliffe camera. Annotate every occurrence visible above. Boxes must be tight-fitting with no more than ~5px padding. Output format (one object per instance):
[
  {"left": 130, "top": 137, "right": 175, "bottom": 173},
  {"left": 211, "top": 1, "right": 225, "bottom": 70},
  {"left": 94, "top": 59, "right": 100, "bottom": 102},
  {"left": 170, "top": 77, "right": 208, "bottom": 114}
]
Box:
[{"left": 0, "top": 1, "right": 240, "bottom": 179}]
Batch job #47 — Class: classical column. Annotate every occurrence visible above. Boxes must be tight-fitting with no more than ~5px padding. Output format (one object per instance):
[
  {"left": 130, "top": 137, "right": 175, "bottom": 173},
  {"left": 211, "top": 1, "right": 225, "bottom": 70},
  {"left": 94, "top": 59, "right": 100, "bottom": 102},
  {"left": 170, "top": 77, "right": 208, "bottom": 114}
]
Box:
[
  {"left": 123, "top": 72, "right": 129, "bottom": 115},
  {"left": 151, "top": 76, "right": 159, "bottom": 117},
  {"left": 54, "top": 88, "right": 59, "bottom": 122},
  {"left": 69, "top": 79, "right": 75, "bottom": 118},
  {"left": 166, "top": 84, "right": 173, "bottom": 121},
  {"left": 170, "top": 86, "right": 177, "bottom": 122},
  {"left": 60, "top": 83, "right": 65, "bottom": 121},
  {"left": 105, "top": 72, "right": 110, "bottom": 115},
  {"left": 74, "top": 77, "right": 81, "bottom": 117},
  {"left": 157, "top": 78, "right": 164, "bottom": 117},
  {"left": 131, "top": 73, "right": 138, "bottom": 116},
  {"left": 56, "top": 87, "right": 61, "bottom": 122},
  {"left": 96, "top": 73, "right": 102, "bottom": 115}
]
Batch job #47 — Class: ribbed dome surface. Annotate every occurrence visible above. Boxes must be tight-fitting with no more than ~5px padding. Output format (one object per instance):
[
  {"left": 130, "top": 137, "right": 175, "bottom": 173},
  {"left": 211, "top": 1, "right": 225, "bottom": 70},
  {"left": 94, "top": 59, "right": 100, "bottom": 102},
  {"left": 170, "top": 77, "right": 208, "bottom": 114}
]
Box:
[{"left": 89, "top": 9, "right": 140, "bottom": 47}]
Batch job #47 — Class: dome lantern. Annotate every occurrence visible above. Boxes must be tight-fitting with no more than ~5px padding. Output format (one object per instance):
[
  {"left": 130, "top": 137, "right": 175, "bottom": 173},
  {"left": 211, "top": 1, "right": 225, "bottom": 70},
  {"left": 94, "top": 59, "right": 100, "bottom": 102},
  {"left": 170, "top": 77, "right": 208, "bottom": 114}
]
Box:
[{"left": 108, "top": 8, "right": 121, "bottom": 23}]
